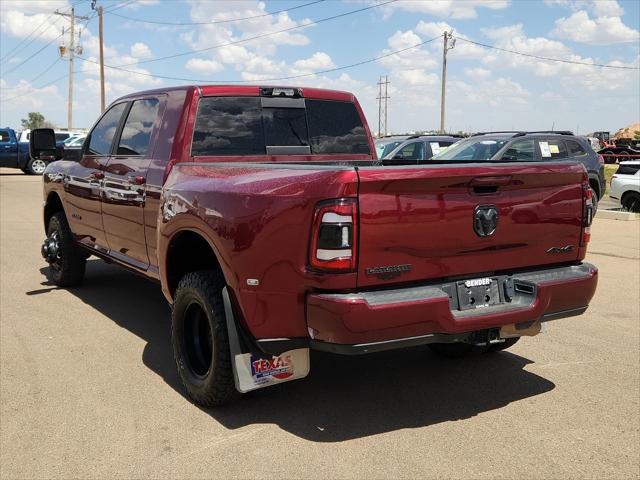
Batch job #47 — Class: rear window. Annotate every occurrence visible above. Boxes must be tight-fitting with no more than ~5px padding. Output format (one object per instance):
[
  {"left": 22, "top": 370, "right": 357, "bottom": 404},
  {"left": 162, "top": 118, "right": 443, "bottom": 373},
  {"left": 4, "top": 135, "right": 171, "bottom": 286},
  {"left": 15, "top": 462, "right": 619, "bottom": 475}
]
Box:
[
  {"left": 432, "top": 138, "right": 509, "bottom": 161},
  {"left": 306, "top": 99, "right": 369, "bottom": 154},
  {"left": 191, "top": 96, "right": 370, "bottom": 156},
  {"left": 0, "top": 130, "right": 10, "bottom": 142},
  {"left": 617, "top": 163, "right": 640, "bottom": 175}
]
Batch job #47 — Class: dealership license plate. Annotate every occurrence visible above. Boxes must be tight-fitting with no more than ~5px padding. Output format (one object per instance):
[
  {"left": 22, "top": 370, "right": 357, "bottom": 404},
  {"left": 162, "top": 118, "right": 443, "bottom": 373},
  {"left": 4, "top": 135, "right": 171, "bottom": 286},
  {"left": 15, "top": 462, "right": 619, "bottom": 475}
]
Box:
[{"left": 456, "top": 277, "right": 502, "bottom": 310}]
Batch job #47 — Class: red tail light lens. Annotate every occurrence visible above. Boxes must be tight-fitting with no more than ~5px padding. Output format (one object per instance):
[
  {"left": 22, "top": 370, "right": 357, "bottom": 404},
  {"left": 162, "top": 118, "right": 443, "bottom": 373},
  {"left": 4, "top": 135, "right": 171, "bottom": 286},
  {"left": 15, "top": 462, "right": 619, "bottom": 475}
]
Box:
[
  {"left": 582, "top": 185, "right": 593, "bottom": 245},
  {"left": 309, "top": 198, "right": 358, "bottom": 272}
]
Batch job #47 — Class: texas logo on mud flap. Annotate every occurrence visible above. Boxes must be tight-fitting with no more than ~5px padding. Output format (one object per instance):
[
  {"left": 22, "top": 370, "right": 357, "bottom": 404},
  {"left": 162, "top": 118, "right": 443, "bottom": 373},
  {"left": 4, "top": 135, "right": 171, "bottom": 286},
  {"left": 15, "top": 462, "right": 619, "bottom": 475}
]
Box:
[{"left": 250, "top": 354, "right": 294, "bottom": 380}]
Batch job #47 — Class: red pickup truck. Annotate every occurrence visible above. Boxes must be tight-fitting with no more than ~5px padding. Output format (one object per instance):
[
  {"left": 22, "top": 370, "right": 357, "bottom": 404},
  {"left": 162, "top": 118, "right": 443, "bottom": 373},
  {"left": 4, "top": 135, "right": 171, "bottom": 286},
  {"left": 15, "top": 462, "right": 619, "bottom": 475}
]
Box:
[{"left": 32, "top": 85, "right": 598, "bottom": 406}]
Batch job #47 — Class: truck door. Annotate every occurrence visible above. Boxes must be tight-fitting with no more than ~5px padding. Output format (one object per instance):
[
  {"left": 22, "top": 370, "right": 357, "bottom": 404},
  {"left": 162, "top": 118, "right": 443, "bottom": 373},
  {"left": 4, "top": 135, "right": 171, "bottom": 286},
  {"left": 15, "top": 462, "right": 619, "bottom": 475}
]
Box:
[
  {"left": 0, "top": 129, "right": 18, "bottom": 167},
  {"left": 64, "top": 102, "right": 127, "bottom": 251},
  {"left": 101, "top": 97, "right": 162, "bottom": 269}
]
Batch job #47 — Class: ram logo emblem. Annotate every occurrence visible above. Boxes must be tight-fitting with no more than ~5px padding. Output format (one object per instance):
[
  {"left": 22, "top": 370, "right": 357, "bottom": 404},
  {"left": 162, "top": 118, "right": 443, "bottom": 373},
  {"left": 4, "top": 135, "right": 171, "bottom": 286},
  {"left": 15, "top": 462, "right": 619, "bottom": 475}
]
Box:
[{"left": 473, "top": 205, "right": 499, "bottom": 237}]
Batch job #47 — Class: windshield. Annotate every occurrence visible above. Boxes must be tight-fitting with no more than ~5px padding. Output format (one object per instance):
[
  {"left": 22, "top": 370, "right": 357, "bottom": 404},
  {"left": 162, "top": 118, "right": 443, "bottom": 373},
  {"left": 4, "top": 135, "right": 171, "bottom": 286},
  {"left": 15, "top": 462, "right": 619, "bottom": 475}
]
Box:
[{"left": 431, "top": 137, "right": 509, "bottom": 161}]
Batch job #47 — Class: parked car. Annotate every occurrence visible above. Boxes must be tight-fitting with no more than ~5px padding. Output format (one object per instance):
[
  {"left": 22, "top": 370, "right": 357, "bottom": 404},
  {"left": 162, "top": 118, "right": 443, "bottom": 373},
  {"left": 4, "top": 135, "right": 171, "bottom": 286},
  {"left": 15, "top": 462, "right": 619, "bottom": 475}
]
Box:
[
  {"left": 374, "top": 135, "right": 408, "bottom": 159},
  {"left": 35, "top": 86, "right": 598, "bottom": 406},
  {"left": 0, "top": 127, "right": 44, "bottom": 174},
  {"left": 61, "top": 135, "right": 86, "bottom": 161},
  {"left": 18, "top": 129, "right": 74, "bottom": 146},
  {"left": 609, "top": 161, "right": 640, "bottom": 212},
  {"left": 433, "top": 131, "right": 606, "bottom": 212},
  {"left": 382, "top": 134, "right": 463, "bottom": 163}
]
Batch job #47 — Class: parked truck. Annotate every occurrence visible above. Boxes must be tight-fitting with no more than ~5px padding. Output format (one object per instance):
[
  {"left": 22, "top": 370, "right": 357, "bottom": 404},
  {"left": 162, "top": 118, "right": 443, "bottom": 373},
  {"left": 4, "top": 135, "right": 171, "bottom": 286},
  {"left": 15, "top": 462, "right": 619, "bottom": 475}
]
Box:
[
  {"left": 0, "top": 127, "right": 45, "bottom": 174},
  {"left": 32, "top": 85, "right": 598, "bottom": 406}
]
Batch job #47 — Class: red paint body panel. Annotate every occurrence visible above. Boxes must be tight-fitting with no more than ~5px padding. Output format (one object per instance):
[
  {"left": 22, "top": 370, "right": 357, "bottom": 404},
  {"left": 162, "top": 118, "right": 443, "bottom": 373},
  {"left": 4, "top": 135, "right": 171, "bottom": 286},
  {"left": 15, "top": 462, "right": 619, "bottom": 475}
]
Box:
[{"left": 42, "top": 84, "right": 598, "bottom": 349}]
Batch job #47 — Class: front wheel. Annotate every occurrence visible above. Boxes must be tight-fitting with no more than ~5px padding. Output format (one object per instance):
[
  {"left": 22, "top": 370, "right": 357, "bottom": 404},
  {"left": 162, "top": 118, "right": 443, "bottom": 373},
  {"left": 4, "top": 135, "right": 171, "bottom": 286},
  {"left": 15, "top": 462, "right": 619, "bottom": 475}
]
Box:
[
  {"left": 26, "top": 157, "right": 47, "bottom": 175},
  {"left": 171, "top": 271, "right": 239, "bottom": 406},
  {"left": 43, "top": 212, "right": 86, "bottom": 286},
  {"left": 622, "top": 192, "right": 640, "bottom": 212}
]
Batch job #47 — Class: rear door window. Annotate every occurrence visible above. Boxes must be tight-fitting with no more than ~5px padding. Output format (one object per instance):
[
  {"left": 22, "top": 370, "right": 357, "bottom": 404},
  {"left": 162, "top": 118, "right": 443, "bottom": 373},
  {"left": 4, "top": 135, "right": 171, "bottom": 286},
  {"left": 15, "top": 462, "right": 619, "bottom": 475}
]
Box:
[
  {"left": 566, "top": 139, "right": 588, "bottom": 158},
  {"left": 117, "top": 98, "right": 160, "bottom": 156},
  {"left": 397, "top": 141, "right": 425, "bottom": 160},
  {"left": 88, "top": 102, "right": 127, "bottom": 155},
  {"left": 538, "top": 139, "right": 568, "bottom": 159},
  {"left": 501, "top": 139, "right": 536, "bottom": 161}
]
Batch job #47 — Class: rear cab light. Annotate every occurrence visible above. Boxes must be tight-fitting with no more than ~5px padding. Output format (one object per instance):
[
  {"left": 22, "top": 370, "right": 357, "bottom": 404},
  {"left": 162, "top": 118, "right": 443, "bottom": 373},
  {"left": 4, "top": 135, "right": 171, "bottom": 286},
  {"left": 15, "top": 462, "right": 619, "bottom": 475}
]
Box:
[{"left": 309, "top": 198, "right": 358, "bottom": 272}]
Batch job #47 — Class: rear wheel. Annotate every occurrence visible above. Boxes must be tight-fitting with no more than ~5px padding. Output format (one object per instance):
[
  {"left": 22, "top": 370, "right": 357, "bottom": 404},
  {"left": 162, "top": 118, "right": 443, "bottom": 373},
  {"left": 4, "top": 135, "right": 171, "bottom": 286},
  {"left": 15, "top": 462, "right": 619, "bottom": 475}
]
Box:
[
  {"left": 43, "top": 212, "right": 86, "bottom": 286},
  {"left": 171, "top": 270, "right": 239, "bottom": 406},
  {"left": 601, "top": 150, "right": 615, "bottom": 164},
  {"left": 617, "top": 151, "right": 630, "bottom": 163},
  {"left": 622, "top": 191, "right": 640, "bottom": 212},
  {"left": 26, "top": 157, "right": 47, "bottom": 175}
]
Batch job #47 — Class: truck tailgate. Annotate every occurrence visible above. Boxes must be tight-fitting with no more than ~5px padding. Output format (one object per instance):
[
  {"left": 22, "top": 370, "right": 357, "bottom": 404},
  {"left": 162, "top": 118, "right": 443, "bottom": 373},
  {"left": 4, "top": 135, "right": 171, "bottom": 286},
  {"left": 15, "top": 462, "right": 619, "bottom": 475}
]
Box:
[{"left": 356, "top": 162, "right": 586, "bottom": 288}]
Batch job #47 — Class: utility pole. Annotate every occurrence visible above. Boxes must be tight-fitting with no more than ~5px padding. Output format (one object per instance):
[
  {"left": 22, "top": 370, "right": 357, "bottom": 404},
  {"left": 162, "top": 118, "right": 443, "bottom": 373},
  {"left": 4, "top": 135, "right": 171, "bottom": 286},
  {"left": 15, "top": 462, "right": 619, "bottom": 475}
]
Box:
[
  {"left": 439, "top": 30, "right": 455, "bottom": 134},
  {"left": 376, "top": 75, "right": 390, "bottom": 137},
  {"left": 55, "top": 7, "right": 88, "bottom": 130},
  {"left": 92, "top": 1, "right": 105, "bottom": 112}
]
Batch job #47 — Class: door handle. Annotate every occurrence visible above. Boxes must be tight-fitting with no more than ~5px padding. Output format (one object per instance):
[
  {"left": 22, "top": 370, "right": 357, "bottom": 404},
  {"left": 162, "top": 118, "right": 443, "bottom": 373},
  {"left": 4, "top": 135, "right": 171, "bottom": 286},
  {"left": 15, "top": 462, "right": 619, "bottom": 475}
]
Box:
[{"left": 128, "top": 175, "right": 146, "bottom": 185}]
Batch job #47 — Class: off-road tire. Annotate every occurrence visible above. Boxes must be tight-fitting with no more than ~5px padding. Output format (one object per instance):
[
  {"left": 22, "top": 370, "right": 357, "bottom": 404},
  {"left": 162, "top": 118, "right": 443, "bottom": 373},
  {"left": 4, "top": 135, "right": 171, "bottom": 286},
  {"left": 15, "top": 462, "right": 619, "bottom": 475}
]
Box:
[
  {"left": 171, "top": 271, "right": 239, "bottom": 406},
  {"left": 486, "top": 337, "right": 520, "bottom": 353},
  {"left": 26, "top": 157, "right": 47, "bottom": 175},
  {"left": 45, "top": 212, "right": 86, "bottom": 287}
]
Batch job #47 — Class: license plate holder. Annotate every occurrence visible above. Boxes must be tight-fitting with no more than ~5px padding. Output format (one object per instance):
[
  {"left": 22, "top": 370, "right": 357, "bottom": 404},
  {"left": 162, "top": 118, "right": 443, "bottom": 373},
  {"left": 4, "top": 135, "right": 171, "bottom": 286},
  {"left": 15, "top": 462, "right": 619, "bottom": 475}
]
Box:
[{"left": 456, "top": 277, "right": 502, "bottom": 311}]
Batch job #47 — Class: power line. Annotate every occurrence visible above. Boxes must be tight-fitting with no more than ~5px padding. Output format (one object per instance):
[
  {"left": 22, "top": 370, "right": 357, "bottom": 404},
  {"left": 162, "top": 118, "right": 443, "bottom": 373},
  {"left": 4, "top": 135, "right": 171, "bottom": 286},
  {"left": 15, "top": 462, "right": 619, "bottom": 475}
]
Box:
[
  {"left": 2, "top": 32, "right": 65, "bottom": 76},
  {"left": 0, "top": 0, "right": 85, "bottom": 66},
  {"left": 27, "top": 57, "right": 62, "bottom": 84},
  {"left": 455, "top": 37, "right": 640, "bottom": 70},
  {"left": 76, "top": 34, "right": 441, "bottom": 83},
  {"left": 106, "top": 0, "right": 325, "bottom": 26},
  {"left": 114, "top": 0, "right": 398, "bottom": 68}
]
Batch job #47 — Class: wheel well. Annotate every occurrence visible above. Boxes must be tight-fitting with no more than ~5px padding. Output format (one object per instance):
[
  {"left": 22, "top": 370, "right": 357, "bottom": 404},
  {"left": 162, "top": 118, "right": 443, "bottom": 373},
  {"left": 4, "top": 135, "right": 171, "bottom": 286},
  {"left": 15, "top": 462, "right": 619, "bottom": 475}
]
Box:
[
  {"left": 166, "top": 231, "right": 223, "bottom": 297},
  {"left": 589, "top": 178, "right": 601, "bottom": 199},
  {"left": 44, "top": 192, "right": 64, "bottom": 230},
  {"left": 621, "top": 190, "right": 640, "bottom": 203}
]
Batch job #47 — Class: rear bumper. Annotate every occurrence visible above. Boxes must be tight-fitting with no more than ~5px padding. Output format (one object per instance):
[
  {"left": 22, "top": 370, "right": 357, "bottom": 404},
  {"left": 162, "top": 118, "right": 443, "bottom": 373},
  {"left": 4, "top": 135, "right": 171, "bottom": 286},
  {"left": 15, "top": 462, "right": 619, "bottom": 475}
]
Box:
[{"left": 306, "top": 263, "right": 597, "bottom": 351}]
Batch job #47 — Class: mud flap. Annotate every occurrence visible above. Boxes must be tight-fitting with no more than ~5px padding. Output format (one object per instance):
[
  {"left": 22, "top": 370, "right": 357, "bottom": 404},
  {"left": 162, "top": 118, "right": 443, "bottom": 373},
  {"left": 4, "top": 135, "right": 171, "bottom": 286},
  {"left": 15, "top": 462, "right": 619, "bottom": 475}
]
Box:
[{"left": 222, "top": 287, "right": 310, "bottom": 393}]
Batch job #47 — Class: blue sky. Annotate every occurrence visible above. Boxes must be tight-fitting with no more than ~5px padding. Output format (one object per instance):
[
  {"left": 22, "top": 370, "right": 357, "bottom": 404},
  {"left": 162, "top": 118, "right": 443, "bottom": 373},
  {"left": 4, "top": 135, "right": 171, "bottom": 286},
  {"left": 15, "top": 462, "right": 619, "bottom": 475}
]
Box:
[{"left": 1, "top": 0, "right": 639, "bottom": 135}]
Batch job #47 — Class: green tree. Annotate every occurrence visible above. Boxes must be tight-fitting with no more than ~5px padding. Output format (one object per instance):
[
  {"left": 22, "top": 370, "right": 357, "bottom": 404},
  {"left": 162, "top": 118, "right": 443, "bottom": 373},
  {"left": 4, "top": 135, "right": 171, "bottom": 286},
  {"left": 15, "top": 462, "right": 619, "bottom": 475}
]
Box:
[{"left": 20, "top": 112, "right": 55, "bottom": 130}]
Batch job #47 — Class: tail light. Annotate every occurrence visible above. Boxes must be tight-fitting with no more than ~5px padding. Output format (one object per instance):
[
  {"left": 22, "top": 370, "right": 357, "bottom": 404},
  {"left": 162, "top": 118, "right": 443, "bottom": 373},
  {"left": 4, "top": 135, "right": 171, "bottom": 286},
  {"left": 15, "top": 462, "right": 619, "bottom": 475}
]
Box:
[
  {"left": 309, "top": 198, "right": 358, "bottom": 272},
  {"left": 597, "top": 154, "right": 604, "bottom": 165},
  {"left": 581, "top": 184, "right": 593, "bottom": 245}
]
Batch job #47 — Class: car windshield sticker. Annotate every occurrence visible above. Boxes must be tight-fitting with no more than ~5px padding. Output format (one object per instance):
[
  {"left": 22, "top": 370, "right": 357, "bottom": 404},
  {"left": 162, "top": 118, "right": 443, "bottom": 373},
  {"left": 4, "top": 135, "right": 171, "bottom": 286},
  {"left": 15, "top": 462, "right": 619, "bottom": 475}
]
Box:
[
  {"left": 540, "top": 141, "right": 551, "bottom": 157},
  {"left": 430, "top": 142, "right": 440, "bottom": 155},
  {"left": 549, "top": 144, "right": 560, "bottom": 154}
]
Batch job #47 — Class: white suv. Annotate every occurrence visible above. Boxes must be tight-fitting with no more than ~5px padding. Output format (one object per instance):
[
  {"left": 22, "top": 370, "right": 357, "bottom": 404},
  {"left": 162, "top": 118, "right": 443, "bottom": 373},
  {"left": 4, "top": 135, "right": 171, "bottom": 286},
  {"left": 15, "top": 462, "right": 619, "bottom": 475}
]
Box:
[{"left": 610, "top": 161, "right": 640, "bottom": 212}]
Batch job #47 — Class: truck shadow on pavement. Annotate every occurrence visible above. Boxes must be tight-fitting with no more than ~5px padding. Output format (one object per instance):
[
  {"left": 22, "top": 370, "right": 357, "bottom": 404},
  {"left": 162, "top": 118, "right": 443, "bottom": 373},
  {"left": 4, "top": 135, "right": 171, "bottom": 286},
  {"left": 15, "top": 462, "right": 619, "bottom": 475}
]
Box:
[{"left": 33, "top": 260, "right": 555, "bottom": 442}]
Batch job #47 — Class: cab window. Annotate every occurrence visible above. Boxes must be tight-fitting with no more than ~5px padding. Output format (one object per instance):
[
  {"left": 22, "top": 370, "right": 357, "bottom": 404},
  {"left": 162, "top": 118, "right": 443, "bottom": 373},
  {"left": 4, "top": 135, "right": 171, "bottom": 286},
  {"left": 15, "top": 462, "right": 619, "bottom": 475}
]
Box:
[
  {"left": 397, "top": 141, "right": 425, "bottom": 161},
  {"left": 0, "top": 130, "right": 11, "bottom": 142},
  {"left": 88, "top": 103, "right": 127, "bottom": 155},
  {"left": 117, "top": 98, "right": 160, "bottom": 156},
  {"left": 566, "top": 139, "right": 587, "bottom": 157}
]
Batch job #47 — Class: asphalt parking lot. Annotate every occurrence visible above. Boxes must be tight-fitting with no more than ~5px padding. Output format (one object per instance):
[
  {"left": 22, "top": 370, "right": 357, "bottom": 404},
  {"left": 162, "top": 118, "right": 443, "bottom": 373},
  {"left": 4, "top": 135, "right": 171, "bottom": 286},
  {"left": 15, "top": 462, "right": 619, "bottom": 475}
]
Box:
[{"left": 1, "top": 168, "right": 638, "bottom": 479}]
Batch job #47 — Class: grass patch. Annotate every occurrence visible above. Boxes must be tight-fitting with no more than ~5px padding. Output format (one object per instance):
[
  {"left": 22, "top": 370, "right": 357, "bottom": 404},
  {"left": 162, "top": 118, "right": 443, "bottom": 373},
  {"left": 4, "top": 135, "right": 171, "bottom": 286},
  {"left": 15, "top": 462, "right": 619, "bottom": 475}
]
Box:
[{"left": 604, "top": 164, "right": 617, "bottom": 194}]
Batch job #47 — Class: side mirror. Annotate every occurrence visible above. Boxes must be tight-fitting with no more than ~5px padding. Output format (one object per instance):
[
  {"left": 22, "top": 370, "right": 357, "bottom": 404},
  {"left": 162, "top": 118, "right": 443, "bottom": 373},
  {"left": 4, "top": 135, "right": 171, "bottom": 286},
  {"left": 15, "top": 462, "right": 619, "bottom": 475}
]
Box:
[{"left": 29, "top": 128, "right": 62, "bottom": 161}]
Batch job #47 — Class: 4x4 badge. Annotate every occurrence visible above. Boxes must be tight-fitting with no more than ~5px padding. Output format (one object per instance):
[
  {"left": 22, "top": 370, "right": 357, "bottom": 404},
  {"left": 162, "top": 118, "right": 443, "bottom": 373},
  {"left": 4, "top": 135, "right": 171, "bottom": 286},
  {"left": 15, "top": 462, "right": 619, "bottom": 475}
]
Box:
[{"left": 473, "top": 205, "right": 499, "bottom": 237}]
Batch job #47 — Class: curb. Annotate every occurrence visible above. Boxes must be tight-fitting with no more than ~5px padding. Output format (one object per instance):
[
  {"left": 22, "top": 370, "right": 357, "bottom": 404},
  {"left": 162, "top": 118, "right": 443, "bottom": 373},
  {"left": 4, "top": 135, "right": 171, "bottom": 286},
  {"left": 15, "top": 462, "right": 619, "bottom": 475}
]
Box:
[{"left": 597, "top": 209, "right": 638, "bottom": 221}]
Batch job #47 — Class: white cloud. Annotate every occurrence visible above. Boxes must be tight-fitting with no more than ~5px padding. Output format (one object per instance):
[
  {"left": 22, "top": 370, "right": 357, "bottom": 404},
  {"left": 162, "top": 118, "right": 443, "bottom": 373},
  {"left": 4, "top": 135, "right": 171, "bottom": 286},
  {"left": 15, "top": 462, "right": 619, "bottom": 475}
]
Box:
[
  {"left": 415, "top": 21, "right": 485, "bottom": 58},
  {"left": 381, "top": 0, "right": 510, "bottom": 20},
  {"left": 552, "top": 9, "right": 639, "bottom": 44},
  {"left": 293, "top": 52, "right": 334, "bottom": 72},
  {"left": 185, "top": 58, "right": 225, "bottom": 75},
  {"left": 464, "top": 67, "right": 491, "bottom": 78},
  {"left": 130, "top": 42, "right": 152, "bottom": 59}
]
